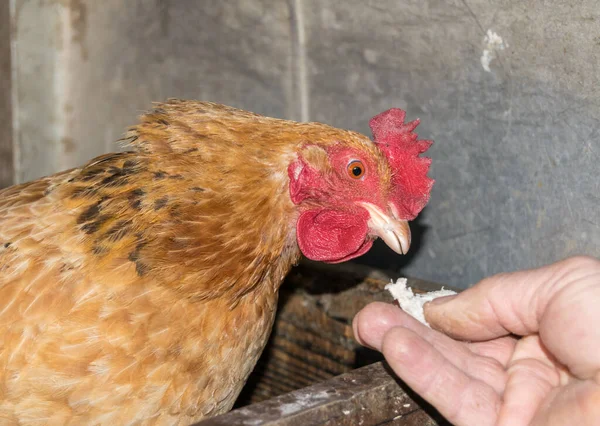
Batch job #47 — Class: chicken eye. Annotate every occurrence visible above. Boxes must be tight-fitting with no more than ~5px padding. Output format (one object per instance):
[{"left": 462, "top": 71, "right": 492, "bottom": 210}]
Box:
[{"left": 347, "top": 160, "right": 365, "bottom": 179}]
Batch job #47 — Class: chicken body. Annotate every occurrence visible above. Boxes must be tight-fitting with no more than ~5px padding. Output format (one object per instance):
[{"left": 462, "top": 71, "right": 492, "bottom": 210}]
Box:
[{"left": 0, "top": 101, "right": 433, "bottom": 425}]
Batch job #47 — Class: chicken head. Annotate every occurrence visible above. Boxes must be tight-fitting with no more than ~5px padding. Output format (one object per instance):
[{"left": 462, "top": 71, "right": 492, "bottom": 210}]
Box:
[{"left": 288, "top": 108, "right": 434, "bottom": 263}]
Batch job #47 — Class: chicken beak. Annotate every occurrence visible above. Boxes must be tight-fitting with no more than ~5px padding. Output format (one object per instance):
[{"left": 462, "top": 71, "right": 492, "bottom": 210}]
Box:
[{"left": 359, "top": 203, "right": 411, "bottom": 255}]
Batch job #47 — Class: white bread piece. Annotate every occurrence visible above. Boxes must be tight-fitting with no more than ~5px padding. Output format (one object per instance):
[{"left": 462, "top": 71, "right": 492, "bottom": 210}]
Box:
[{"left": 385, "top": 278, "right": 457, "bottom": 327}]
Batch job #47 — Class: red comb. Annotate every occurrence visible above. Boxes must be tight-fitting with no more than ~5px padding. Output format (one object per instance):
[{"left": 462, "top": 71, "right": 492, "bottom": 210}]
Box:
[{"left": 369, "top": 108, "right": 434, "bottom": 220}]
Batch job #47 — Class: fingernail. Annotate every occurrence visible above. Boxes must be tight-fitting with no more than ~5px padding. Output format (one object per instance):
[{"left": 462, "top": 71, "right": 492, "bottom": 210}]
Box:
[
  {"left": 352, "top": 315, "right": 364, "bottom": 345},
  {"left": 352, "top": 312, "right": 374, "bottom": 349}
]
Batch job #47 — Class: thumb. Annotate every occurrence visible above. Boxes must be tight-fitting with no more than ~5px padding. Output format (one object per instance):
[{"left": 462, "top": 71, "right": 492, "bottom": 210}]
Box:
[{"left": 423, "top": 256, "right": 599, "bottom": 342}]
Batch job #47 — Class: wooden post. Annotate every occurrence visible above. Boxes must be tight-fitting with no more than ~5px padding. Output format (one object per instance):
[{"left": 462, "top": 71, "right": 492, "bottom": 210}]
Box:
[{"left": 0, "top": 0, "right": 13, "bottom": 189}]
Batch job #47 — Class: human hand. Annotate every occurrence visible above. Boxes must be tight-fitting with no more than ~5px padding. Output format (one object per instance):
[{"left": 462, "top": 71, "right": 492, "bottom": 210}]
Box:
[{"left": 353, "top": 256, "right": 600, "bottom": 426}]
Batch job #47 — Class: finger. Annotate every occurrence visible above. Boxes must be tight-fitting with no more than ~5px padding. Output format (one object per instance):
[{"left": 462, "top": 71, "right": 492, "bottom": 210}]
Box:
[
  {"left": 424, "top": 256, "right": 600, "bottom": 339},
  {"left": 425, "top": 256, "right": 600, "bottom": 379},
  {"left": 381, "top": 326, "right": 500, "bottom": 426},
  {"left": 496, "top": 358, "right": 558, "bottom": 426},
  {"left": 352, "top": 302, "right": 408, "bottom": 350},
  {"left": 496, "top": 336, "right": 563, "bottom": 426},
  {"left": 354, "top": 302, "right": 508, "bottom": 394}
]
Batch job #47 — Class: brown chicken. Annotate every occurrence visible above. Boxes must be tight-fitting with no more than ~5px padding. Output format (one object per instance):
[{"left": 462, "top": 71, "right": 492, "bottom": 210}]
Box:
[{"left": 0, "top": 100, "right": 433, "bottom": 425}]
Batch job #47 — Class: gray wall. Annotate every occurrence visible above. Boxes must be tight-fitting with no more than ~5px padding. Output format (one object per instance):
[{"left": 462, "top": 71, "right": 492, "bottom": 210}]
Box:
[{"left": 3, "top": 0, "right": 599, "bottom": 288}]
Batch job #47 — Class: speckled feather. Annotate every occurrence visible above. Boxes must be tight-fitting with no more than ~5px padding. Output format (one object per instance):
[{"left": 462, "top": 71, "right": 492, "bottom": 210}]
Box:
[{"left": 0, "top": 100, "right": 384, "bottom": 425}]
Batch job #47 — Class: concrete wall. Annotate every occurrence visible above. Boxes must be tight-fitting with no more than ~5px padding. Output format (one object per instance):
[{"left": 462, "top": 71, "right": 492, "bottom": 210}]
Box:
[{"left": 3, "top": 0, "right": 599, "bottom": 288}]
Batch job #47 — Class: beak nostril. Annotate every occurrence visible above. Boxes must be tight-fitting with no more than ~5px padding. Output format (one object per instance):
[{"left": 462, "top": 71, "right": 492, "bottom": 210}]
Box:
[{"left": 388, "top": 203, "right": 401, "bottom": 221}]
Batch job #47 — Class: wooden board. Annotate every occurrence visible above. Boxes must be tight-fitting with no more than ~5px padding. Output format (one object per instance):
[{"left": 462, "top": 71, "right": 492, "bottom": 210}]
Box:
[
  {"left": 198, "top": 362, "right": 448, "bottom": 426},
  {"left": 198, "top": 261, "right": 457, "bottom": 425}
]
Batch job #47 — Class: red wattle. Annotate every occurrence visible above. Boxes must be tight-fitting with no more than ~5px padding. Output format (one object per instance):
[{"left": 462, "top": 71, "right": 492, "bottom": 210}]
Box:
[{"left": 296, "top": 208, "right": 372, "bottom": 263}]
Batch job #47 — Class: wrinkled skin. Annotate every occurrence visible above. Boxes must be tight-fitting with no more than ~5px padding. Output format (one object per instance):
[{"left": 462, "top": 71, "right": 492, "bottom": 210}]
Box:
[{"left": 353, "top": 256, "right": 600, "bottom": 426}]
